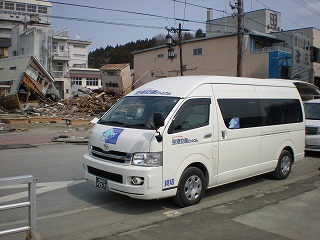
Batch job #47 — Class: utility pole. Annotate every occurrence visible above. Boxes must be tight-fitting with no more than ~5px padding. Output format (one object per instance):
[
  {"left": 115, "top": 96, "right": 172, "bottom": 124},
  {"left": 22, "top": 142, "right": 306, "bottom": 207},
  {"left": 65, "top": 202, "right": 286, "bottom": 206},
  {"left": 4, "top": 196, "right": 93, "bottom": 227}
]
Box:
[
  {"left": 178, "top": 23, "right": 184, "bottom": 76},
  {"left": 236, "top": 0, "right": 244, "bottom": 77},
  {"left": 165, "top": 23, "right": 189, "bottom": 76}
]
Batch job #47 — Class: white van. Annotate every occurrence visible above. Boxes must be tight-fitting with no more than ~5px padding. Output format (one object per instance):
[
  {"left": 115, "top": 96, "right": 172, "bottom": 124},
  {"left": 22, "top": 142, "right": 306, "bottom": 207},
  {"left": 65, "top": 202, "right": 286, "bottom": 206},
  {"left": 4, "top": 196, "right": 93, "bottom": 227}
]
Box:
[
  {"left": 84, "top": 76, "right": 305, "bottom": 207},
  {"left": 304, "top": 98, "right": 320, "bottom": 151}
]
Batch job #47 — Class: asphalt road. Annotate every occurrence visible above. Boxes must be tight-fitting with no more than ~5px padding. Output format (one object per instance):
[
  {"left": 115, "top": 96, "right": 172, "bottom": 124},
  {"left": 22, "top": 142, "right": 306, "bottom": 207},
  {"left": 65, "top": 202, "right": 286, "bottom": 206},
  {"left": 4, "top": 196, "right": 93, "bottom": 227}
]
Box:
[{"left": 0, "top": 144, "right": 319, "bottom": 240}]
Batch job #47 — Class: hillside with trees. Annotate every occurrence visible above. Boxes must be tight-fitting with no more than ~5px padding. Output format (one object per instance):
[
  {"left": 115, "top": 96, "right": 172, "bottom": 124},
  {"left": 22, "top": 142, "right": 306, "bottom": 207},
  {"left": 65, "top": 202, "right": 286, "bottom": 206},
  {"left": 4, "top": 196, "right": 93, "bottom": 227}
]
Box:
[{"left": 88, "top": 29, "right": 206, "bottom": 68}]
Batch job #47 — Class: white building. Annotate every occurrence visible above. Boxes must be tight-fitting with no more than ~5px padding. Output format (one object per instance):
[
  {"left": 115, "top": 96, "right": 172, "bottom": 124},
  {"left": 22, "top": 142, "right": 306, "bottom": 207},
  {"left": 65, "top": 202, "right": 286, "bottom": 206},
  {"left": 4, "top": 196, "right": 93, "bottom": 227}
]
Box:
[
  {"left": 52, "top": 29, "right": 92, "bottom": 99},
  {"left": 11, "top": 23, "right": 53, "bottom": 72},
  {"left": 10, "top": 23, "right": 96, "bottom": 99},
  {"left": 0, "top": 0, "right": 52, "bottom": 53},
  {"left": 70, "top": 67, "right": 102, "bottom": 91},
  {"left": 206, "top": 9, "right": 281, "bottom": 38}
]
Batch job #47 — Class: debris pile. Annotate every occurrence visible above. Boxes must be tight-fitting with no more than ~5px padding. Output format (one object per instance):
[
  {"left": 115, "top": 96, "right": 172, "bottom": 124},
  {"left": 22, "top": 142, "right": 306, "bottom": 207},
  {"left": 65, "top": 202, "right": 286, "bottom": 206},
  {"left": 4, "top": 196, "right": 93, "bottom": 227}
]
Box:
[{"left": 0, "top": 87, "right": 120, "bottom": 120}]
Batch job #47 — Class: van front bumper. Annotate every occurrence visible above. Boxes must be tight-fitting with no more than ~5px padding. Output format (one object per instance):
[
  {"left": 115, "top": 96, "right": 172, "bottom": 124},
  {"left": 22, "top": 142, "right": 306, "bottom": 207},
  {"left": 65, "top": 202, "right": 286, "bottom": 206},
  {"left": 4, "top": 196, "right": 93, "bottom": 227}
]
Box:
[
  {"left": 305, "top": 135, "right": 320, "bottom": 152},
  {"left": 84, "top": 153, "right": 174, "bottom": 200}
]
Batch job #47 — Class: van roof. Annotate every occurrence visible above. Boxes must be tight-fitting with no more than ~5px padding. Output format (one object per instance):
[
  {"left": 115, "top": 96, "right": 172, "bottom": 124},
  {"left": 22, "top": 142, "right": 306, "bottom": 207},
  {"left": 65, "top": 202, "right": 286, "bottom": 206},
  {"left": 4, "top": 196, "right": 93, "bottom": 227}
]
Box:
[{"left": 129, "top": 76, "right": 296, "bottom": 98}]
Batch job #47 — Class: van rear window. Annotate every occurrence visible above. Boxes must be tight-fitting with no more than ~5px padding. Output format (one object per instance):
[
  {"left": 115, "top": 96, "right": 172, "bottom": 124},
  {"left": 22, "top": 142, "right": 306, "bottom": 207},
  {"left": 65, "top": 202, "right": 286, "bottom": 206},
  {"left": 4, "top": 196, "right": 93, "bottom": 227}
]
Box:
[{"left": 218, "top": 99, "right": 303, "bottom": 129}]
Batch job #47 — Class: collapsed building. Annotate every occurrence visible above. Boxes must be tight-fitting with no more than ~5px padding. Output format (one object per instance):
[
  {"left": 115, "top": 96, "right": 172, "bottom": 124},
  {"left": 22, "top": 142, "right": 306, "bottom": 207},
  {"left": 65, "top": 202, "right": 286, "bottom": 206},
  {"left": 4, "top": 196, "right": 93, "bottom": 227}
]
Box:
[{"left": 0, "top": 55, "right": 59, "bottom": 109}]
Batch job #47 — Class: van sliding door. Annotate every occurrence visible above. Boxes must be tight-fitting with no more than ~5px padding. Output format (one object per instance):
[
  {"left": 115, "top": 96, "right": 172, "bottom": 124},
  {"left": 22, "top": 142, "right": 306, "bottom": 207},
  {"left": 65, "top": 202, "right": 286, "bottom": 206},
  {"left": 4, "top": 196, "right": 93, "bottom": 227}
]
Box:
[{"left": 213, "top": 84, "right": 261, "bottom": 184}]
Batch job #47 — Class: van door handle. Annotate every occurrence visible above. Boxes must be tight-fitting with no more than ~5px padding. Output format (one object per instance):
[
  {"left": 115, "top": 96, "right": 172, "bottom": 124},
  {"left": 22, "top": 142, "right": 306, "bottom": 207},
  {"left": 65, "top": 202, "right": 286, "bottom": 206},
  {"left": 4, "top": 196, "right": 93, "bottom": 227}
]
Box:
[
  {"left": 221, "top": 130, "right": 227, "bottom": 139},
  {"left": 204, "top": 133, "right": 212, "bottom": 138}
]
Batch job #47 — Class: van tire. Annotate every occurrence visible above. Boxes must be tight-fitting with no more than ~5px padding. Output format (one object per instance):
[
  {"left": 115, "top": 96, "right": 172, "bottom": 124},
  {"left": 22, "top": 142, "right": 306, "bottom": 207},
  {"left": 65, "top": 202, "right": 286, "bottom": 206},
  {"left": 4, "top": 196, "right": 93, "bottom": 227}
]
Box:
[
  {"left": 173, "top": 167, "right": 205, "bottom": 207},
  {"left": 272, "top": 150, "right": 292, "bottom": 180}
]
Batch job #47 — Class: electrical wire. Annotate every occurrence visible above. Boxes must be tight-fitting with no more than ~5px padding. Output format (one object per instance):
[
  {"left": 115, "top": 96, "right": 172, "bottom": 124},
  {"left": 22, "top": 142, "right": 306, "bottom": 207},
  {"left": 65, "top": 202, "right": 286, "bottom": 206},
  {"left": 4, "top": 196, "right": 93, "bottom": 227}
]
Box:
[
  {"left": 253, "top": 0, "right": 320, "bottom": 40},
  {"left": 46, "top": 1, "right": 232, "bottom": 27},
  {"left": 291, "top": 0, "right": 320, "bottom": 15},
  {"left": 171, "top": 0, "right": 228, "bottom": 14}
]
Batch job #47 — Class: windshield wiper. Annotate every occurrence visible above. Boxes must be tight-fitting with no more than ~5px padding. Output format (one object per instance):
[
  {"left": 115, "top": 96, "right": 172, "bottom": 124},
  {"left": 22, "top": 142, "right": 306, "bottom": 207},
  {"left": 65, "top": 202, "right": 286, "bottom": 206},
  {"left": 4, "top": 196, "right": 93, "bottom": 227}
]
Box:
[{"left": 98, "top": 120, "right": 125, "bottom": 126}]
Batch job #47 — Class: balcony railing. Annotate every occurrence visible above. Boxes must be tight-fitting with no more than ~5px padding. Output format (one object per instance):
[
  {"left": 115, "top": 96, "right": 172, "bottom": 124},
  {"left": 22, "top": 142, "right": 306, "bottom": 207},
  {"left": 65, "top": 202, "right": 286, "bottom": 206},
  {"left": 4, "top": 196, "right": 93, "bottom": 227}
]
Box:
[
  {"left": 52, "top": 52, "right": 70, "bottom": 61},
  {"left": 251, "top": 46, "right": 291, "bottom": 54},
  {"left": 52, "top": 71, "right": 69, "bottom": 78}
]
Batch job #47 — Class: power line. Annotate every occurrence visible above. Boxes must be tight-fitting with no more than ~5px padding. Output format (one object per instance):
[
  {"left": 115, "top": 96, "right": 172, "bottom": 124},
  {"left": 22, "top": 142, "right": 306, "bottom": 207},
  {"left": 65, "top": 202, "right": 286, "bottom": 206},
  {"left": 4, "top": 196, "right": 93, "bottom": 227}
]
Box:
[
  {"left": 255, "top": 0, "right": 306, "bottom": 30},
  {"left": 0, "top": 9, "right": 234, "bottom": 34},
  {"left": 46, "top": 1, "right": 207, "bottom": 26},
  {"left": 254, "top": 0, "right": 320, "bottom": 40},
  {"left": 290, "top": 0, "right": 320, "bottom": 16},
  {"left": 46, "top": 1, "right": 238, "bottom": 29},
  {"left": 171, "top": 0, "right": 228, "bottom": 14},
  {"left": 0, "top": 10, "right": 164, "bottom": 30}
]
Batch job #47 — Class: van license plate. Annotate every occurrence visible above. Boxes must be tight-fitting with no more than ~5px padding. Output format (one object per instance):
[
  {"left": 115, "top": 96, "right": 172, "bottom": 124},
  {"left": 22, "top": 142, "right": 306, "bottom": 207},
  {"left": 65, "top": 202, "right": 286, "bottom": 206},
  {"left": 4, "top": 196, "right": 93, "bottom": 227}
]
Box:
[{"left": 96, "top": 177, "right": 108, "bottom": 190}]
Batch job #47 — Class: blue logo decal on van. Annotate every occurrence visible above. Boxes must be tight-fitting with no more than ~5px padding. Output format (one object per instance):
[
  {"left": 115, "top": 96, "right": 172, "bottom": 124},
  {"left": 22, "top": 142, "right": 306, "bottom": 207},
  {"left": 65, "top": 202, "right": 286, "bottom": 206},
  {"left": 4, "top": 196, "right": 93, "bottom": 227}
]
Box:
[
  {"left": 135, "top": 89, "right": 171, "bottom": 95},
  {"left": 102, "top": 128, "right": 124, "bottom": 145},
  {"left": 229, "top": 117, "right": 240, "bottom": 129}
]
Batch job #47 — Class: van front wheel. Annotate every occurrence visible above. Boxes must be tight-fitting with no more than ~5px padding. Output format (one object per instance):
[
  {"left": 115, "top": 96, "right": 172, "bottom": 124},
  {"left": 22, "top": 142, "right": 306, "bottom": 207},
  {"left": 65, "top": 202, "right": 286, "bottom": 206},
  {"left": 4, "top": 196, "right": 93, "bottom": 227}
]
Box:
[
  {"left": 173, "top": 167, "right": 205, "bottom": 207},
  {"left": 273, "top": 150, "right": 292, "bottom": 180}
]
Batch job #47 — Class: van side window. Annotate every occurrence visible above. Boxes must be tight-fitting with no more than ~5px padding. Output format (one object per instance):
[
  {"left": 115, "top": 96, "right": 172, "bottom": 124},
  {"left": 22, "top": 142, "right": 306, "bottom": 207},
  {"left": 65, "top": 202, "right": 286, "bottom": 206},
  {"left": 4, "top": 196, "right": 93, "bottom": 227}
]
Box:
[
  {"left": 218, "top": 98, "right": 303, "bottom": 129},
  {"left": 261, "top": 99, "right": 303, "bottom": 125},
  {"left": 169, "top": 98, "right": 211, "bottom": 134},
  {"left": 218, "top": 99, "right": 260, "bottom": 129}
]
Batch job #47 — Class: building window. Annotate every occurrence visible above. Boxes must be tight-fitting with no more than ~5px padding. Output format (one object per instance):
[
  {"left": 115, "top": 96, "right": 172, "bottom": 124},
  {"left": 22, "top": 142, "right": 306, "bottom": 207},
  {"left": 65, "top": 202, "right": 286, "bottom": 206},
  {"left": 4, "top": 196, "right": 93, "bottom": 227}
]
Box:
[
  {"left": 16, "top": 3, "right": 26, "bottom": 11},
  {"left": 5, "top": 2, "right": 14, "bottom": 10},
  {"left": 86, "top": 78, "right": 98, "bottom": 86},
  {"left": 59, "top": 46, "right": 65, "bottom": 53},
  {"left": 38, "top": 6, "right": 47, "bottom": 14},
  {"left": 105, "top": 82, "right": 119, "bottom": 88},
  {"left": 0, "top": 2, "right": 3, "bottom": 9},
  {"left": 106, "top": 71, "right": 119, "bottom": 76},
  {"left": 53, "top": 42, "right": 57, "bottom": 52},
  {"left": 193, "top": 48, "right": 202, "bottom": 56},
  {"left": 73, "top": 54, "right": 86, "bottom": 58},
  {"left": 27, "top": 5, "right": 37, "bottom": 13},
  {"left": 157, "top": 54, "right": 164, "bottom": 58},
  {"left": 73, "top": 45, "right": 86, "bottom": 48},
  {"left": 71, "top": 77, "right": 82, "bottom": 86}
]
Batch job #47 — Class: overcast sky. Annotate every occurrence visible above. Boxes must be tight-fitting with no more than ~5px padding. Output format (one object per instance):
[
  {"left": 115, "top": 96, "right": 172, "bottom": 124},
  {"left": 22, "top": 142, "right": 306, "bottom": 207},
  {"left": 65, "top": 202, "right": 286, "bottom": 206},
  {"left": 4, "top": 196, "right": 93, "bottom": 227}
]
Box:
[{"left": 50, "top": 0, "right": 320, "bottom": 51}]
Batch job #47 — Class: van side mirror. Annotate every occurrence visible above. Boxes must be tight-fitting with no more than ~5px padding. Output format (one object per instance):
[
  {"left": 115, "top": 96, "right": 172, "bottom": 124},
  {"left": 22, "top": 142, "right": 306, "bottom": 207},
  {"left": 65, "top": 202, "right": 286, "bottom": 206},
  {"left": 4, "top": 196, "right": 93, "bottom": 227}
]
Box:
[
  {"left": 153, "top": 112, "right": 164, "bottom": 129},
  {"left": 153, "top": 112, "right": 164, "bottom": 143}
]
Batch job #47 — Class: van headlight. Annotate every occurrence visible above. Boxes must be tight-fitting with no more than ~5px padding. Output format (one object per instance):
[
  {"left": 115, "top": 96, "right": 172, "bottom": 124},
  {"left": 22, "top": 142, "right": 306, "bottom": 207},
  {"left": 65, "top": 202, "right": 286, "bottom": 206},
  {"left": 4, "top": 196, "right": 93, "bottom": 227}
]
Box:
[
  {"left": 132, "top": 152, "right": 163, "bottom": 167},
  {"left": 88, "top": 144, "right": 92, "bottom": 156}
]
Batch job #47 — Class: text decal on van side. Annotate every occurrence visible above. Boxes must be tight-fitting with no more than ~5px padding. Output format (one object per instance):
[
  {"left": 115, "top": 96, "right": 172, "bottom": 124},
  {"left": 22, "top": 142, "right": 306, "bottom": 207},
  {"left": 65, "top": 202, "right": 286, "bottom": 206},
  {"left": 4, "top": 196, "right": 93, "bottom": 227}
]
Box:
[
  {"left": 135, "top": 89, "right": 171, "bottom": 95},
  {"left": 172, "top": 137, "right": 198, "bottom": 145},
  {"left": 102, "top": 128, "right": 124, "bottom": 145}
]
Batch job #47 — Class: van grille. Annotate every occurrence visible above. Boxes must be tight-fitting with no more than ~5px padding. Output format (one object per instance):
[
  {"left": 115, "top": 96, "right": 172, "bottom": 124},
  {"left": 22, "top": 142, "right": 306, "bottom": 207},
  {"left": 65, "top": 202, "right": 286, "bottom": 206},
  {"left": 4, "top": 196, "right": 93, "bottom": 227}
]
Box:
[
  {"left": 87, "top": 166, "right": 123, "bottom": 183},
  {"left": 91, "top": 146, "right": 132, "bottom": 164},
  {"left": 305, "top": 126, "right": 319, "bottom": 135}
]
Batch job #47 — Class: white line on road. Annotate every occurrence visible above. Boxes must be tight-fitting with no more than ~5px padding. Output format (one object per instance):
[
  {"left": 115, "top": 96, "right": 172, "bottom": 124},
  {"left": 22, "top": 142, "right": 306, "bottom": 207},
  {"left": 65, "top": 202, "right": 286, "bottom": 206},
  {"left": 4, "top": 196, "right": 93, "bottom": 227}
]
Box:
[{"left": 0, "top": 180, "right": 86, "bottom": 204}]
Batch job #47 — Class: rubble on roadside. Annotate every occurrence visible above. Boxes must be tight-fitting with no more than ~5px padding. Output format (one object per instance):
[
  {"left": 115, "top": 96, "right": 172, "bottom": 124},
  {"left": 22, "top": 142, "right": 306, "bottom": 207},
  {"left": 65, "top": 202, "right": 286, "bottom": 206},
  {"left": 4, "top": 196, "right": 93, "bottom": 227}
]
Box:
[
  {"left": 0, "top": 87, "right": 120, "bottom": 123},
  {"left": 51, "top": 135, "right": 89, "bottom": 144}
]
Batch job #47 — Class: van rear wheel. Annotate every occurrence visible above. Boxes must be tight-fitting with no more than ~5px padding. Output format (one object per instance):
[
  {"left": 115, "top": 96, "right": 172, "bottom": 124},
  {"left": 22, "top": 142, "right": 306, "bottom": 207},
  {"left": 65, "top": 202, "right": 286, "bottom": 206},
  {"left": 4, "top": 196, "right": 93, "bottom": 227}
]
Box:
[
  {"left": 173, "top": 167, "right": 205, "bottom": 207},
  {"left": 273, "top": 150, "right": 292, "bottom": 180}
]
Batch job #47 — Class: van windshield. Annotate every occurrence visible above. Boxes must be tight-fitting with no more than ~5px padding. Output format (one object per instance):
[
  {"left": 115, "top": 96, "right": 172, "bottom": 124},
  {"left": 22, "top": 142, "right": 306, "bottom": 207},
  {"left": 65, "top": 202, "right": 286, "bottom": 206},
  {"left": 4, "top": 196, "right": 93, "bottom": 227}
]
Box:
[
  {"left": 98, "top": 96, "right": 180, "bottom": 129},
  {"left": 304, "top": 102, "right": 320, "bottom": 120}
]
